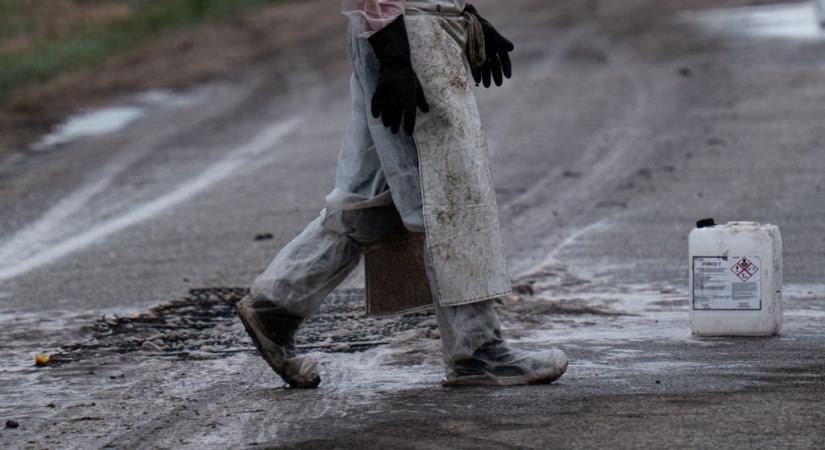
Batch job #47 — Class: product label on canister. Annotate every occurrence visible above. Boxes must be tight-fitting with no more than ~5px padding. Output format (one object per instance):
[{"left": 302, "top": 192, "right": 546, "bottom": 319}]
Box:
[{"left": 693, "top": 256, "right": 762, "bottom": 310}]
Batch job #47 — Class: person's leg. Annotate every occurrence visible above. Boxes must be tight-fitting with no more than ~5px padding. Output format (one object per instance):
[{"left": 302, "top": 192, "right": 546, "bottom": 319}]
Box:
[
  {"left": 242, "top": 204, "right": 403, "bottom": 389},
  {"left": 433, "top": 300, "right": 568, "bottom": 387},
  {"left": 240, "top": 39, "right": 405, "bottom": 387},
  {"left": 240, "top": 216, "right": 362, "bottom": 388},
  {"left": 425, "top": 244, "right": 568, "bottom": 387},
  {"left": 432, "top": 299, "right": 504, "bottom": 365},
  {"left": 250, "top": 217, "right": 362, "bottom": 318}
]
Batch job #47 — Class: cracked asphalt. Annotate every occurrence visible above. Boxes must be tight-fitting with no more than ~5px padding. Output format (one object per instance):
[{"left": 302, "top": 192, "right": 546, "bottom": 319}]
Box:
[{"left": 1, "top": 0, "right": 824, "bottom": 448}]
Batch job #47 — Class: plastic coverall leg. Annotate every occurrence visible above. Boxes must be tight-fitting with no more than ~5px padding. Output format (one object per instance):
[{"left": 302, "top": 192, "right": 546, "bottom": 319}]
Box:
[
  {"left": 250, "top": 25, "right": 421, "bottom": 314},
  {"left": 423, "top": 243, "right": 567, "bottom": 386},
  {"left": 241, "top": 28, "right": 420, "bottom": 388}
]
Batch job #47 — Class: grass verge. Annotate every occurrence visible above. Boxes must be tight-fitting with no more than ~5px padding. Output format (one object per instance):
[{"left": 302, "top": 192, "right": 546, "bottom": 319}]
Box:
[{"left": 0, "top": 0, "right": 282, "bottom": 102}]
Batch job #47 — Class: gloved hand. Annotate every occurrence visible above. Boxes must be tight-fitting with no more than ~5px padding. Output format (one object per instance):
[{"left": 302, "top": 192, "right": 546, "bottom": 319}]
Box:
[
  {"left": 368, "top": 16, "right": 430, "bottom": 136},
  {"left": 464, "top": 4, "right": 515, "bottom": 88}
]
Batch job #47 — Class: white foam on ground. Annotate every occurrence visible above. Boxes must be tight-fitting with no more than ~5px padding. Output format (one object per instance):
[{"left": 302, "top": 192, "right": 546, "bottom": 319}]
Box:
[
  {"left": 784, "top": 283, "right": 825, "bottom": 298},
  {"left": 520, "top": 283, "right": 823, "bottom": 340},
  {"left": 519, "top": 312, "right": 691, "bottom": 344},
  {"left": 319, "top": 345, "right": 442, "bottom": 397},
  {"left": 684, "top": 2, "right": 825, "bottom": 40}
]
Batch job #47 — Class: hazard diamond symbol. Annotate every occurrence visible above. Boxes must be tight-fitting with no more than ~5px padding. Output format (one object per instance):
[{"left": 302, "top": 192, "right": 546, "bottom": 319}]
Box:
[{"left": 731, "top": 257, "right": 759, "bottom": 282}]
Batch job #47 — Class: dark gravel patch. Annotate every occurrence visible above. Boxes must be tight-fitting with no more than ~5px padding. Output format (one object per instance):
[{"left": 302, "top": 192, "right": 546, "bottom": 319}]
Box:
[{"left": 49, "top": 287, "right": 436, "bottom": 365}]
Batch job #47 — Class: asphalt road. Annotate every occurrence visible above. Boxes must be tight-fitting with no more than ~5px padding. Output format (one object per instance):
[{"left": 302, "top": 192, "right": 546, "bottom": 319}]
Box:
[{"left": 1, "top": 0, "right": 824, "bottom": 449}]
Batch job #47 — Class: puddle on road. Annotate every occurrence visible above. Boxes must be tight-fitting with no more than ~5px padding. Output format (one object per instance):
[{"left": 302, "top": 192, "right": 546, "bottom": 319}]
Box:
[
  {"left": 0, "top": 309, "right": 102, "bottom": 372},
  {"left": 30, "top": 89, "right": 201, "bottom": 152},
  {"left": 684, "top": 2, "right": 825, "bottom": 40},
  {"left": 31, "top": 106, "right": 145, "bottom": 151},
  {"left": 136, "top": 89, "right": 202, "bottom": 108}
]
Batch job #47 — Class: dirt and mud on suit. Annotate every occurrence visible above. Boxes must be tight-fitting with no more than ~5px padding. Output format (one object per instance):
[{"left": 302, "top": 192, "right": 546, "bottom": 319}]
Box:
[{"left": 239, "top": 0, "right": 568, "bottom": 388}]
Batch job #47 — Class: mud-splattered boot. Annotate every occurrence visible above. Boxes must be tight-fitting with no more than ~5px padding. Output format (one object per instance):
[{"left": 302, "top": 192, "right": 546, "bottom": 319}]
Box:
[
  {"left": 237, "top": 295, "right": 321, "bottom": 388},
  {"left": 433, "top": 298, "right": 568, "bottom": 387},
  {"left": 442, "top": 341, "right": 568, "bottom": 387}
]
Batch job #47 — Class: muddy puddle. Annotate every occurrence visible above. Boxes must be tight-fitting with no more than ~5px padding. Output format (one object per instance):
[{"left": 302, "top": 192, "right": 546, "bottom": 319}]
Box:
[
  {"left": 31, "top": 106, "right": 145, "bottom": 151},
  {"left": 30, "top": 89, "right": 203, "bottom": 152}
]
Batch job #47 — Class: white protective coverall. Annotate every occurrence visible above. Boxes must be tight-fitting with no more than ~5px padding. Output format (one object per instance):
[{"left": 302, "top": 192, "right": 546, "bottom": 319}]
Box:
[{"left": 251, "top": 0, "right": 539, "bottom": 372}]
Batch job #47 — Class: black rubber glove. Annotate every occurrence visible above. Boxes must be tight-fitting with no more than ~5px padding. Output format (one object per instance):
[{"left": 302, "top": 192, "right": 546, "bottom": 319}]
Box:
[
  {"left": 464, "top": 4, "right": 515, "bottom": 88},
  {"left": 368, "top": 16, "right": 430, "bottom": 136}
]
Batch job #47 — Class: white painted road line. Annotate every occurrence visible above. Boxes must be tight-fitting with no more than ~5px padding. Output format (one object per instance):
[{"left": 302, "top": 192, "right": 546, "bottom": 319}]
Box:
[{"left": 0, "top": 118, "right": 301, "bottom": 282}]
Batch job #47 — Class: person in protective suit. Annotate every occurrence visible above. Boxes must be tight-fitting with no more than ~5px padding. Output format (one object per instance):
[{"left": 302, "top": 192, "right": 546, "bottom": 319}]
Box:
[{"left": 238, "top": 0, "right": 568, "bottom": 388}]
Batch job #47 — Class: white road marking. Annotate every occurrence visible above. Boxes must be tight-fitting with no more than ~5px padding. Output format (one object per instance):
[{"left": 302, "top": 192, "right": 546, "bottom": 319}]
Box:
[
  {"left": 684, "top": 2, "right": 825, "bottom": 40},
  {"left": 0, "top": 118, "right": 300, "bottom": 282},
  {"left": 0, "top": 153, "right": 143, "bottom": 263}
]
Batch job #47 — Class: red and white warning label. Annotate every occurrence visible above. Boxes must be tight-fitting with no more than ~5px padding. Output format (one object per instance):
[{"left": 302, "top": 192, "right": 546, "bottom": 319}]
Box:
[
  {"left": 730, "top": 257, "right": 759, "bottom": 282},
  {"left": 693, "top": 256, "right": 762, "bottom": 310}
]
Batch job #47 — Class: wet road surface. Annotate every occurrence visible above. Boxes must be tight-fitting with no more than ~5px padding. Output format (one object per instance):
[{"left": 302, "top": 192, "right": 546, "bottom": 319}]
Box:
[{"left": 1, "top": 0, "right": 824, "bottom": 448}]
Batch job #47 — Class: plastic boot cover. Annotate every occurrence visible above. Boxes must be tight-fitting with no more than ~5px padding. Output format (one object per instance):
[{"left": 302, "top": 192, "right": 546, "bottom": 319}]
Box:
[
  {"left": 237, "top": 296, "right": 321, "bottom": 388},
  {"left": 442, "top": 341, "right": 568, "bottom": 387},
  {"left": 434, "top": 299, "right": 568, "bottom": 387}
]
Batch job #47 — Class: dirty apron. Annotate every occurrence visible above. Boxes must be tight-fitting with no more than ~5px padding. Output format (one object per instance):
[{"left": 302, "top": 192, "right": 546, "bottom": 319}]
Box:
[
  {"left": 404, "top": 2, "right": 512, "bottom": 306},
  {"left": 324, "top": 0, "right": 511, "bottom": 307}
]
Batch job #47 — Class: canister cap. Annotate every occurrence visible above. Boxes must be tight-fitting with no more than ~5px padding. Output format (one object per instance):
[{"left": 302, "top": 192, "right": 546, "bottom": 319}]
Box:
[{"left": 696, "top": 218, "right": 716, "bottom": 228}]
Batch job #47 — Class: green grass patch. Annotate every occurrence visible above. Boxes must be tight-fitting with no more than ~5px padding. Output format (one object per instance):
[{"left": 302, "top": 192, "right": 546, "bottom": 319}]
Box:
[{"left": 0, "top": 0, "right": 282, "bottom": 102}]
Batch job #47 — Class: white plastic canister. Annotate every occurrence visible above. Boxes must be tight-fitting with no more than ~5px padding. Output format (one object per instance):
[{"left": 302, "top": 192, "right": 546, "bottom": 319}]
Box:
[{"left": 689, "top": 220, "right": 783, "bottom": 336}]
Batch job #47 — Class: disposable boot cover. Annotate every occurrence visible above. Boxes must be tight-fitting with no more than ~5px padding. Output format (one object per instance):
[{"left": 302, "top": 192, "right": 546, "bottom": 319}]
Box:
[
  {"left": 443, "top": 344, "right": 569, "bottom": 387},
  {"left": 433, "top": 298, "right": 568, "bottom": 386},
  {"left": 237, "top": 296, "right": 321, "bottom": 388},
  {"left": 433, "top": 298, "right": 503, "bottom": 363}
]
